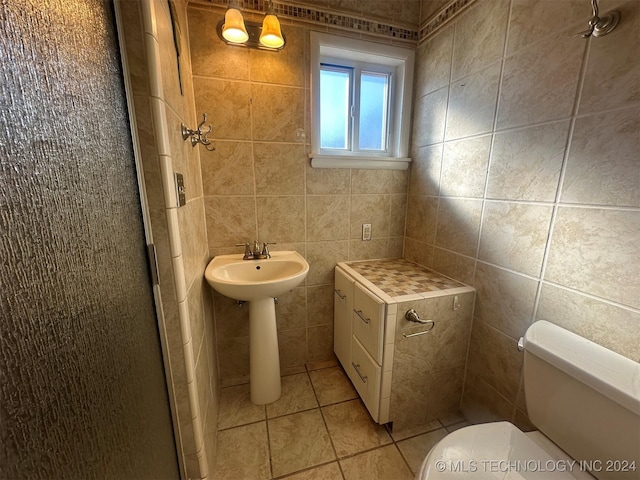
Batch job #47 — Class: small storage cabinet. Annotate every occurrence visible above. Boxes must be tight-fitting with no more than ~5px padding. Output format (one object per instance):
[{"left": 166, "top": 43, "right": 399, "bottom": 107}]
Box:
[{"left": 334, "top": 259, "right": 475, "bottom": 430}]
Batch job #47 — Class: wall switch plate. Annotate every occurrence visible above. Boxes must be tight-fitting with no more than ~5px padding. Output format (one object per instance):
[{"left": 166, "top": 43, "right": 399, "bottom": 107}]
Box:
[
  {"left": 174, "top": 172, "right": 186, "bottom": 207},
  {"left": 362, "top": 223, "right": 372, "bottom": 241}
]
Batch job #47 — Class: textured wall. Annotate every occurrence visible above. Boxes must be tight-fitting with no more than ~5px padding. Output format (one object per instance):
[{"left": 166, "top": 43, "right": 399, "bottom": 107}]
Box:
[
  {"left": 188, "top": 5, "right": 411, "bottom": 385},
  {"left": 0, "top": 0, "right": 178, "bottom": 478},
  {"left": 409, "top": 0, "right": 640, "bottom": 425}
]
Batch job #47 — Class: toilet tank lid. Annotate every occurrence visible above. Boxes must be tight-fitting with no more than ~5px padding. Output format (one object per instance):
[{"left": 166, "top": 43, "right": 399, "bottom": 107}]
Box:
[{"left": 524, "top": 320, "right": 640, "bottom": 415}]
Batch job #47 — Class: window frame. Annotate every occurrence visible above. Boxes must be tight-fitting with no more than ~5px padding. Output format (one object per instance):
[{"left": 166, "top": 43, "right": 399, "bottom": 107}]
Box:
[{"left": 310, "top": 32, "right": 415, "bottom": 170}]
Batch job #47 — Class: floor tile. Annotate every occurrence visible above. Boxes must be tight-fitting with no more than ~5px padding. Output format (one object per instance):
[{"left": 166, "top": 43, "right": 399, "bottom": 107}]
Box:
[
  {"left": 389, "top": 419, "right": 443, "bottom": 442},
  {"left": 212, "top": 422, "right": 270, "bottom": 480},
  {"left": 217, "top": 383, "right": 265, "bottom": 430},
  {"left": 322, "top": 399, "right": 392, "bottom": 458},
  {"left": 309, "top": 366, "right": 358, "bottom": 406},
  {"left": 397, "top": 428, "right": 448, "bottom": 474},
  {"left": 340, "top": 445, "right": 413, "bottom": 480},
  {"left": 307, "top": 358, "right": 339, "bottom": 371},
  {"left": 267, "top": 373, "right": 319, "bottom": 418},
  {"left": 280, "top": 462, "right": 344, "bottom": 479},
  {"left": 269, "top": 409, "right": 336, "bottom": 477}
]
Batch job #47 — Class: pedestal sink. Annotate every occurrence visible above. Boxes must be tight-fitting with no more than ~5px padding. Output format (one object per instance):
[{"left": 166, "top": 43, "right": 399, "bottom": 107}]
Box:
[{"left": 204, "top": 251, "right": 309, "bottom": 405}]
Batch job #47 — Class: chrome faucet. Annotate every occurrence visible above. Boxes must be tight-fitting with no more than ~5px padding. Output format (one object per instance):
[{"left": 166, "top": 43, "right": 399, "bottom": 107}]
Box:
[{"left": 236, "top": 240, "right": 275, "bottom": 260}]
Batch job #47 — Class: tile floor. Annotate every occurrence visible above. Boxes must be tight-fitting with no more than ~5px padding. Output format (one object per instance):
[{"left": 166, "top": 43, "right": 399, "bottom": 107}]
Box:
[{"left": 212, "top": 363, "right": 471, "bottom": 480}]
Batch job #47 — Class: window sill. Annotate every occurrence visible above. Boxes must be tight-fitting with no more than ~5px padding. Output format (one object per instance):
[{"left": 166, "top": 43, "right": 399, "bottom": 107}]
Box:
[{"left": 310, "top": 155, "right": 411, "bottom": 170}]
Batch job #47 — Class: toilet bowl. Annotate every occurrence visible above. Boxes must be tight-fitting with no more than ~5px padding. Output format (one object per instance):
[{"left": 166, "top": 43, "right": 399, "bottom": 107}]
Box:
[{"left": 416, "top": 321, "right": 640, "bottom": 480}]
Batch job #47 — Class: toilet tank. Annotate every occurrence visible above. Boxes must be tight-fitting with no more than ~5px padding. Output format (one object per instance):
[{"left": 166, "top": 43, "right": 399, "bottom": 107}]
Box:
[{"left": 523, "top": 321, "right": 640, "bottom": 480}]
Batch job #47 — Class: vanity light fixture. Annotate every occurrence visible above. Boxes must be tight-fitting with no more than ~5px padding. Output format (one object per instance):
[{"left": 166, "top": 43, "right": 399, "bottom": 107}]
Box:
[{"left": 217, "top": 1, "right": 285, "bottom": 51}]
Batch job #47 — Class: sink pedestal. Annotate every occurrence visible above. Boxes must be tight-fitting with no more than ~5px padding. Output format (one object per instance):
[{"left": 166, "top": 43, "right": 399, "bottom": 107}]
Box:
[{"left": 249, "top": 298, "right": 281, "bottom": 405}]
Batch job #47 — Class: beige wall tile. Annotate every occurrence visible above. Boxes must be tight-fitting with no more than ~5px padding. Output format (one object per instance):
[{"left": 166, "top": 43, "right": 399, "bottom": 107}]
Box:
[
  {"left": 473, "top": 262, "right": 537, "bottom": 340},
  {"left": 545, "top": 207, "right": 640, "bottom": 309},
  {"left": 445, "top": 62, "right": 501, "bottom": 140},
  {"left": 412, "top": 87, "right": 448, "bottom": 147},
  {"left": 257, "top": 195, "right": 305, "bottom": 243},
  {"left": 178, "top": 198, "right": 208, "bottom": 283},
  {"left": 279, "top": 328, "right": 307, "bottom": 369},
  {"left": 478, "top": 202, "right": 553, "bottom": 276},
  {"left": 537, "top": 284, "right": 640, "bottom": 361},
  {"left": 188, "top": 9, "right": 250, "bottom": 80},
  {"left": 405, "top": 195, "right": 438, "bottom": 244},
  {"left": 349, "top": 238, "right": 389, "bottom": 261},
  {"left": 194, "top": 77, "right": 252, "bottom": 140},
  {"left": 276, "top": 287, "right": 307, "bottom": 331},
  {"left": 306, "top": 161, "right": 351, "bottom": 194},
  {"left": 307, "top": 285, "right": 334, "bottom": 327},
  {"left": 306, "top": 241, "right": 349, "bottom": 285},
  {"left": 214, "top": 290, "right": 250, "bottom": 339},
  {"left": 561, "top": 107, "right": 640, "bottom": 207},
  {"left": 435, "top": 198, "right": 482, "bottom": 257},
  {"left": 218, "top": 336, "right": 250, "bottom": 379},
  {"left": 441, "top": 136, "right": 491, "bottom": 197},
  {"left": 497, "top": 33, "right": 585, "bottom": 129},
  {"left": 421, "top": 0, "right": 451, "bottom": 23},
  {"left": 466, "top": 320, "right": 523, "bottom": 401},
  {"left": 307, "top": 195, "right": 350, "bottom": 241},
  {"left": 350, "top": 195, "right": 390, "bottom": 239},
  {"left": 250, "top": 24, "right": 306, "bottom": 87},
  {"left": 507, "top": 0, "right": 585, "bottom": 57},
  {"left": 409, "top": 144, "right": 442, "bottom": 197},
  {"left": 451, "top": 0, "right": 509, "bottom": 80},
  {"left": 487, "top": 122, "right": 568, "bottom": 202},
  {"left": 461, "top": 372, "right": 514, "bottom": 424},
  {"left": 308, "top": 324, "right": 334, "bottom": 362},
  {"left": 389, "top": 194, "right": 408, "bottom": 237},
  {"left": 351, "top": 169, "right": 408, "bottom": 195},
  {"left": 415, "top": 25, "right": 453, "bottom": 98},
  {"left": 205, "top": 196, "right": 256, "bottom": 248},
  {"left": 579, "top": 0, "right": 640, "bottom": 114},
  {"left": 404, "top": 238, "right": 434, "bottom": 268},
  {"left": 254, "top": 143, "right": 305, "bottom": 195},
  {"left": 432, "top": 248, "right": 475, "bottom": 285},
  {"left": 251, "top": 84, "right": 305, "bottom": 142},
  {"left": 201, "top": 141, "right": 255, "bottom": 196}
]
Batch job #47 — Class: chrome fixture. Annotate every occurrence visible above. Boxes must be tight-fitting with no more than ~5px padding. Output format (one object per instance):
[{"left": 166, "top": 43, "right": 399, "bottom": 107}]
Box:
[
  {"left": 181, "top": 113, "right": 215, "bottom": 151},
  {"left": 236, "top": 240, "right": 276, "bottom": 260},
  {"left": 575, "top": 0, "right": 621, "bottom": 38},
  {"left": 217, "top": 1, "right": 285, "bottom": 51},
  {"left": 403, "top": 309, "right": 435, "bottom": 338}
]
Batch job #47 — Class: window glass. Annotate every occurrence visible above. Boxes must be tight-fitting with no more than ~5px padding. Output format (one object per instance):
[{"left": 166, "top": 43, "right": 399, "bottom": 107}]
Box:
[
  {"left": 320, "top": 66, "right": 351, "bottom": 150},
  {"left": 359, "top": 72, "right": 389, "bottom": 151}
]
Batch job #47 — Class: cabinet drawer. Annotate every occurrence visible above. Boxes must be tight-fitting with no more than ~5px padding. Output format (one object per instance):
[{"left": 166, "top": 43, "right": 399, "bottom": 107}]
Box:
[
  {"left": 334, "top": 268, "right": 355, "bottom": 368},
  {"left": 352, "top": 283, "right": 384, "bottom": 363},
  {"left": 350, "top": 336, "right": 381, "bottom": 422}
]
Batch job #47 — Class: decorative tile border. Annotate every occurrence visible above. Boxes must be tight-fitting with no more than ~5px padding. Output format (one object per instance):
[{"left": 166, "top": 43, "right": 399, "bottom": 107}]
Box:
[
  {"left": 418, "top": 0, "right": 478, "bottom": 42},
  {"left": 195, "top": 0, "right": 418, "bottom": 41},
  {"left": 193, "top": 0, "right": 476, "bottom": 43}
]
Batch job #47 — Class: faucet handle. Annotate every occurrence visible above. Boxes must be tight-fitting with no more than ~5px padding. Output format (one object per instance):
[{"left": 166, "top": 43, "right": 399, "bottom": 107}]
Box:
[
  {"left": 262, "top": 242, "right": 276, "bottom": 257},
  {"left": 235, "top": 242, "right": 252, "bottom": 258}
]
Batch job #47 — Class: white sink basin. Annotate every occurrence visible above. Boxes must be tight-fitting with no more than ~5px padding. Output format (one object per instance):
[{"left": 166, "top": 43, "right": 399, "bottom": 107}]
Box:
[{"left": 204, "top": 250, "right": 309, "bottom": 301}]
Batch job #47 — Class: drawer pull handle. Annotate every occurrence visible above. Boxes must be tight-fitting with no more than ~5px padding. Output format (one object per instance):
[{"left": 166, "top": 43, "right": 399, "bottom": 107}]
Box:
[
  {"left": 402, "top": 323, "right": 435, "bottom": 338},
  {"left": 335, "top": 289, "right": 346, "bottom": 300},
  {"left": 354, "top": 309, "right": 370, "bottom": 324},
  {"left": 352, "top": 362, "right": 368, "bottom": 383}
]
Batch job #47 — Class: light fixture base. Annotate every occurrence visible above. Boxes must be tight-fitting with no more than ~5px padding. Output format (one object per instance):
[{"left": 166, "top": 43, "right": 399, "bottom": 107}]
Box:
[{"left": 216, "top": 19, "right": 285, "bottom": 51}]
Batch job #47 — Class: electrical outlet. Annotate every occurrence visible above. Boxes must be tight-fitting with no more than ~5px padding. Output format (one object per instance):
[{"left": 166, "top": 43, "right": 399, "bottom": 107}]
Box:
[{"left": 362, "top": 223, "right": 372, "bottom": 241}]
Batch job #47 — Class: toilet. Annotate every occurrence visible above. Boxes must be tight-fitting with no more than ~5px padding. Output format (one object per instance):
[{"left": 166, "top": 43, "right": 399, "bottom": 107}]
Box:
[{"left": 417, "top": 320, "right": 640, "bottom": 480}]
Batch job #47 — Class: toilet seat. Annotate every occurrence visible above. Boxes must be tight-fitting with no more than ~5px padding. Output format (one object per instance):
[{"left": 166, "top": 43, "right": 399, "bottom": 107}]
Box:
[{"left": 416, "top": 422, "right": 596, "bottom": 479}]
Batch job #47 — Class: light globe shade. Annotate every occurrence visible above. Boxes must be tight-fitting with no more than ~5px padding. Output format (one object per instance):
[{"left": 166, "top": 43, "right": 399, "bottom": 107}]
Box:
[
  {"left": 222, "top": 8, "right": 249, "bottom": 43},
  {"left": 259, "top": 14, "right": 284, "bottom": 48}
]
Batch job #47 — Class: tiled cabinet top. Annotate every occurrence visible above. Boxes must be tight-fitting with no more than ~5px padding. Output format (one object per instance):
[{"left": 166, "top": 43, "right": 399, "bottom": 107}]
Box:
[{"left": 338, "top": 258, "right": 474, "bottom": 303}]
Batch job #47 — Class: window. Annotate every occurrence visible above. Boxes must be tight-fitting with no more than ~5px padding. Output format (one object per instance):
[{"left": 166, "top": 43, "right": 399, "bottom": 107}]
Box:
[{"left": 310, "top": 32, "right": 415, "bottom": 170}]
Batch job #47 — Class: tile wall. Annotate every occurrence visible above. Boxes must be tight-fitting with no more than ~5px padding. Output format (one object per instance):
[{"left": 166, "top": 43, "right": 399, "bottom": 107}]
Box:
[
  {"left": 119, "top": 0, "right": 219, "bottom": 476},
  {"left": 408, "top": 0, "right": 640, "bottom": 426},
  {"left": 188, "top": 5, "right": 411, "bottom": 385}
]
